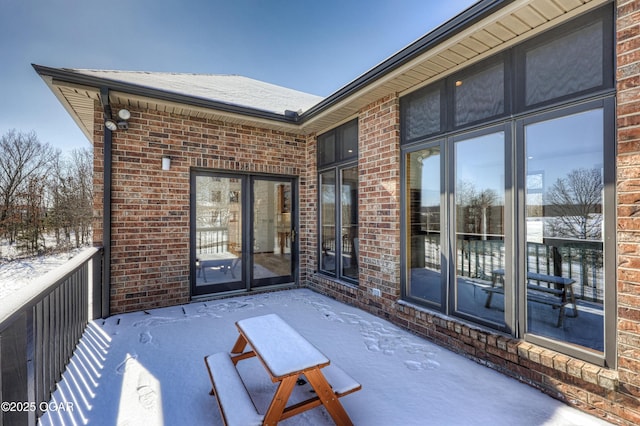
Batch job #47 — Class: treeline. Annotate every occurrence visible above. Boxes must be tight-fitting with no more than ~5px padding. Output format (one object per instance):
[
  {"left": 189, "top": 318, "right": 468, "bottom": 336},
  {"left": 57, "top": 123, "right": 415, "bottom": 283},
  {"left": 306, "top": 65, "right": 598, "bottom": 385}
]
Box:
[{"left": 0, "top": 130, "right": 93, "bottom": 257}]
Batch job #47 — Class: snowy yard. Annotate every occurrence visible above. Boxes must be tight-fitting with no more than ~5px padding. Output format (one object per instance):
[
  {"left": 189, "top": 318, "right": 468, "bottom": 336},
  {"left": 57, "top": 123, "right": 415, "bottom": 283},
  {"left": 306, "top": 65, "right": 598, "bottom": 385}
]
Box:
[
  {"left": 0, "top": 243, "right": 84, "bottom": 300},
  {"left": 39, "top": 288, "right": 611, "bottom": 426}
]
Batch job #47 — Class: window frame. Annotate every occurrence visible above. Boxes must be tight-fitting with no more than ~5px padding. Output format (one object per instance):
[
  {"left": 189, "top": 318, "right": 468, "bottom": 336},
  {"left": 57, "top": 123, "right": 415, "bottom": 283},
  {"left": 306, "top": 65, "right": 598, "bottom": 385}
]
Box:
[
  {"left": 400, "top": 81, "right": 446, "bottom": 143},
  {"left": 400, "top": 139, "right": 448, "bottom": 310},
  {"left": 513, "top": 6, "right": 614, "bottom": 113},
  {"left": 448, "top": 54, "right": 510, "bottom": 130},
  {"left": 318, "top": 120, "right": 358, "bottom": 167},
  {"left": 449, "top": 123, "right": 513, "bottom": 331},
  {"left": 317, "top": 120, "right": 359, "bottom": 285},
  {"left": 515, "top": 98, "right": 616, "bottom": 366},
  {"left": 399, "top": 5, "right": 615, "bottom": 366}
]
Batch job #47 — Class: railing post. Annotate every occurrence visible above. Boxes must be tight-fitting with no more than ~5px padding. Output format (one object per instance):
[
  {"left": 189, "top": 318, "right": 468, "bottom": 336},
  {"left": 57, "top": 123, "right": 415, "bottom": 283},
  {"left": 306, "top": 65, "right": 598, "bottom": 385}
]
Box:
[
  {"left": 0, "top": 313, "right": 30, "bottom": 426},
  {"left": 26, "top": 309, "right": 36, "bottom": 426},
  {"left": 92, "top": 250, "right": 104, "bottom": 320}
]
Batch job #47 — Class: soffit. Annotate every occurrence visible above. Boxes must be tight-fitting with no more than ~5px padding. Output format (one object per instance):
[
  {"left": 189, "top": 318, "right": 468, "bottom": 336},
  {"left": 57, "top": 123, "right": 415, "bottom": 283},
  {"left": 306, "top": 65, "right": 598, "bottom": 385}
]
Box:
[
  {"left": 300, "top": 0, "right": 610, "bottom": 135},
  {"left": 45, "top": 78, "right": 306, "bottom": 142},
  {"left": 40, "top": 77, "right": 98, "bottom": 142},
  {"left": 107, "top": 91, "right": 304, "bottom": 134}
]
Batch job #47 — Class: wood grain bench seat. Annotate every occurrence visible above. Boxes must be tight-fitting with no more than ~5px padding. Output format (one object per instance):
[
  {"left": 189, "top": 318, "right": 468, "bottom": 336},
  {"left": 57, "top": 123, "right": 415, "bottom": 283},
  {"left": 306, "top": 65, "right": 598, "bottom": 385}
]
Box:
[
  {"left": 204, "top": 352, "right": 263, "bottom": 426},
  {"left": 322, "top": 364, "right": 362, "bottom": 397}
]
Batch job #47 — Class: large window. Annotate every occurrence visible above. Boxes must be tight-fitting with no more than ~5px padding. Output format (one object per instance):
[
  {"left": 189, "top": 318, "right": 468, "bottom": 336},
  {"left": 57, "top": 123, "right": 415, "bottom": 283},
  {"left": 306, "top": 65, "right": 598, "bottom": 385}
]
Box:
[
  {"left": 454, "top": 129, "right": 506, "bottom": 326},
  {"left": 406, "top": 144, "right": 443, "bottom": 305},
  {"left": 401, "top": 6, "right": 614, "bottom": 365},
  {"left": 319, "top": 120, "right": 359, "bottom": 283},
  {"left": 521, "top": 106, "right": 608, "bottom": 352}
]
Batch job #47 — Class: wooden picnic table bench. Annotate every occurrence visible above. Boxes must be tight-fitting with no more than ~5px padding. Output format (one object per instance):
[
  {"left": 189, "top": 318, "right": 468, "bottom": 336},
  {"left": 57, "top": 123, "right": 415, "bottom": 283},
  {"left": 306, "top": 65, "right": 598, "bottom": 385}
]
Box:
[
  {"left": 204, "top": 313, "right": 361, "bottom": 426},
  {"left": 484, "top": 269, "right": 578, "bottom": 327},
  {"left": 196, "top": 253, "right": 239, "bottom": 282}
]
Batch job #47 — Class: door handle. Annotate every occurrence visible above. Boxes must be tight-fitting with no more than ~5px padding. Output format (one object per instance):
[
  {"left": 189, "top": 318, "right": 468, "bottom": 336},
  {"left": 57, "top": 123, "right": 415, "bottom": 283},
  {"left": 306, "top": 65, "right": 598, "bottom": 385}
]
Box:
[{"left": 290, "top": 228, "right": 296, "bottom": 243}]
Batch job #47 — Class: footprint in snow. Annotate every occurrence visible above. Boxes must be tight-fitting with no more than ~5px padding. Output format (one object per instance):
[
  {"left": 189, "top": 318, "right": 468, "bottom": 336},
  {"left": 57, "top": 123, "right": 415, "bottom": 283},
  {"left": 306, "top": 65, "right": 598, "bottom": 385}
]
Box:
[
  {"left": 404, "top": 358, "right": 440, "bottom": 371},
  {"left": 137, "top": 384, "right": 157, "bottom": 410},
  {"left": 115, "top": 354, "right": 138, "bottom": 375},
  {"left": 139, "top": 331, "right": 152, "bottom": 344}
]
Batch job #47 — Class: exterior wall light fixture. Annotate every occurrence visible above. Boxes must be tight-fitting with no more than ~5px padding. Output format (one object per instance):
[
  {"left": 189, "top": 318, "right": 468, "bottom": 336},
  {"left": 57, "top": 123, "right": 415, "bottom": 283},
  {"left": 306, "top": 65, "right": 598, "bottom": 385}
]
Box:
[
  {"left": 162, "top": 156, "right": 171, "bottom": 171},
  {"left": 104, "top": 109, "right": 131, "bottom": 131}
]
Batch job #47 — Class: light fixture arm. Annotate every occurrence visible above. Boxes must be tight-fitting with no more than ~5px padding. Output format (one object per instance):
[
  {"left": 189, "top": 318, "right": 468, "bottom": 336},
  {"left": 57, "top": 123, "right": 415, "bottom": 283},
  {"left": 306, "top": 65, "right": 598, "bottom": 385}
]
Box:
[{"left": 101, "top": 93, "right": 130, "bottom": 131}]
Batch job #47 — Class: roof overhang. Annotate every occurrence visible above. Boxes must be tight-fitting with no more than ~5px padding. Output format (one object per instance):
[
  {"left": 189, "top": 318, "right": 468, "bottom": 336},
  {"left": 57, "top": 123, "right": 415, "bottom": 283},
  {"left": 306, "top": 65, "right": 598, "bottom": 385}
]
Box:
[{"left": 33, "top": 0, "right": 611, "bottom": 141}]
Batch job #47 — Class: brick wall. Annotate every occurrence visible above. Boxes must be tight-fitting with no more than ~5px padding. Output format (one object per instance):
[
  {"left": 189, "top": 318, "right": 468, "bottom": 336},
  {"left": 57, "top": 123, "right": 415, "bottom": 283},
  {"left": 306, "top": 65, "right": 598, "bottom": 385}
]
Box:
[
  {"left": 616, "top": 0, "right": 640, "bottom": 419},
  {"left": 305, "top": 95, "right": 402, "bottom": 314},
  {"left": 93, "top": 103, "right": 307, "bottom": 314},
  {"left": 358, "top": 95, "right": 402, "bottom": 302}
]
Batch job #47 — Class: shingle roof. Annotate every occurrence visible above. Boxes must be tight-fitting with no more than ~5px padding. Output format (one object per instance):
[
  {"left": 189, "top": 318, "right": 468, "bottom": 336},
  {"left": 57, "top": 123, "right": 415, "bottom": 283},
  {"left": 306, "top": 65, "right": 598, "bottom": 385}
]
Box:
[{"left": 64, "top": 69, "right": 324, "bottom": 115}]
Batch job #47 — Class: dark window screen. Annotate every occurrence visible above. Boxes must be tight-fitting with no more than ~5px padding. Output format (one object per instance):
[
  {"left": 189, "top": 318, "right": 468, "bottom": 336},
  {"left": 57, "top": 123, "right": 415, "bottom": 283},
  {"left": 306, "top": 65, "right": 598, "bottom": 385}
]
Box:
[
  {"left": 404, "top": 88, "right": 441, "bottom": 140},
  {"left": 525, "top": 22, "right": 603, "bottom": 106},
  {"left": 454, "top": 62, "right": 504, "bottom": 126}
]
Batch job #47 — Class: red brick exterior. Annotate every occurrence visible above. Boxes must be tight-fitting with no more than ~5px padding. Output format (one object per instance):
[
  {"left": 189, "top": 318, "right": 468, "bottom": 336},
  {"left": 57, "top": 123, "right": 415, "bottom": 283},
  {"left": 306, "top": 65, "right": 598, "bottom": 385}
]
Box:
[
  {"left": 93, "top": 106, "right": 307, "bottom": 313},
  {"left": 616, "top": 0, "right": 640, "bottom": 421},
  {"left": 90, "top": 1, "right": 640, "bottom": 423}
]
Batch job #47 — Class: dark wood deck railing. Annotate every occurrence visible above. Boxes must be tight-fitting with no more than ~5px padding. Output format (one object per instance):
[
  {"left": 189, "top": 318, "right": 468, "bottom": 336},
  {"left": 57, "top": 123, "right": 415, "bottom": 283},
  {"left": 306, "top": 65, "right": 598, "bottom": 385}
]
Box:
[{"left": 0, "top": 247, "right": 103, "bottom": 426}]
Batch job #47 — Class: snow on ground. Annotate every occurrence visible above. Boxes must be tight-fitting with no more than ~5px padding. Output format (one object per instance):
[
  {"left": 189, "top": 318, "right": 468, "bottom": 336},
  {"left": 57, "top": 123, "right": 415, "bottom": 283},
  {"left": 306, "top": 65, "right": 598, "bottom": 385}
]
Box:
[
  {"left": 40, "top": 289, "right": 612, "bottom": 426},
  {"left": 0, "top": 242, "right": 85, "bottom": 300}
]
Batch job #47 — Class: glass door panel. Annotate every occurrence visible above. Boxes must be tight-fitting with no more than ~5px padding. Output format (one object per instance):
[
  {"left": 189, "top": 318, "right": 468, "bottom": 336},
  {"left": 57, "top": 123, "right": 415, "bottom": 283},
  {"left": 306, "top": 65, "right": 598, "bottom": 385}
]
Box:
[
  {"left": 454, "top": 131, "right": 506, "bottom": 325},
  {"left": 252, "top": 179, "right": 294, "bottom": 287},
  {"left": 193, "top": 175, "right": 243, "bottom": 294},
  {"left": 407, "top": 146, "right": 443, "bottom": 305},
  {"left": 524, "top": 108, "right": 604, "bottom": 351}
]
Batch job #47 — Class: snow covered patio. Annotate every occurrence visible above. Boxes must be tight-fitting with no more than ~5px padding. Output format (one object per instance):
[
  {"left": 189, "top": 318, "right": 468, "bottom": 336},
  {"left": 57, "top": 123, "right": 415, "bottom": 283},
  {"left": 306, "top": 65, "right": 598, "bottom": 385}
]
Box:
[{"left": 39, "top": 288, "right": 611, "bottom": 426}]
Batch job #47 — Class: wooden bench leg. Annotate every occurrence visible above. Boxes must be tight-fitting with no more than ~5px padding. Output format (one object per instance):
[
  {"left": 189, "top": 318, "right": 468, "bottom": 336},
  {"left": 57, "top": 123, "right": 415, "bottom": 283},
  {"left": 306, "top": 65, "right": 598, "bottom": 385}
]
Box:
[
  {"left": 263, "top": 375, "right": 298, "bottom": 426},
  {"left": 231, "top": 334, "right": 248, "bottom": 354},
  {"left": 305, "top": 368, "right": 354, "bottom": 426},
  {"left": 567, "top": 284, "right": 579, "bottom": 318},
  {"left": 557, "top": 305, "right": 565, "bottom": 327}
]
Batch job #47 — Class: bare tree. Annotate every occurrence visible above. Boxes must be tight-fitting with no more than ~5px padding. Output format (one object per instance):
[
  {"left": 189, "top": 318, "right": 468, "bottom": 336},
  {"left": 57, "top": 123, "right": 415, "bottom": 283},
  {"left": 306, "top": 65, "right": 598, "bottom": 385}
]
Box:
[
  {"left": 456, "top": 180, "right": 499, "bottom": 239},
  {"left": 0, "top": 130, "right": 56, "bottom": 245},
  {"left": 48, "top": 148, "right": 93, "bottom": 248},
  {"left": 546, "top": 167, "right": 603, "bottom": 240},
  {"left": 16, "top": 175, "right": 48, "bottom": 253}
]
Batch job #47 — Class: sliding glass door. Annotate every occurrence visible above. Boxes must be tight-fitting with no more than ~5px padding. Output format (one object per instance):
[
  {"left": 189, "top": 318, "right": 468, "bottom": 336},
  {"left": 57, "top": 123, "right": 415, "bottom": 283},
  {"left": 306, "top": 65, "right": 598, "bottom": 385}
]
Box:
[
  {"left": 191, "top": 172, "right": 296, "bottom": 296},
  {"left": 193, "top": 174, "right": 244, "bottom": 294},
  {"left": 252, "top": 178, "right": 294, "bottom": 288}
]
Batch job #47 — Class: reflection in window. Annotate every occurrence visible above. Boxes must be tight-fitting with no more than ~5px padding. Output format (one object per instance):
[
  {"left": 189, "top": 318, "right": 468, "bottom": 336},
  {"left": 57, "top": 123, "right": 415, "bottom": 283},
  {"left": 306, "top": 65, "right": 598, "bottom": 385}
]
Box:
[
  {"left": 407, "top": 146, "right": 442, "bottom": 305},
  {"left": 318, "top": 133, "right": 336, "bottom": 165},
  {"left": 455, "top": 132, "right": 505, "bottom": 325},
  {"left": 341, "top": 167, "right": 358, "bottom": 280},
  {"left": 320, "top": 171, "right": 336, "bottom": 274},
  {"left": 194, "top": 176, "right": 242, "bottom": 288},
  {"left": 340, "top": 122, "right": 359, "bottom": 160},
  {"left": 525, "top": 109, "right": 604, "bottom": 351}
]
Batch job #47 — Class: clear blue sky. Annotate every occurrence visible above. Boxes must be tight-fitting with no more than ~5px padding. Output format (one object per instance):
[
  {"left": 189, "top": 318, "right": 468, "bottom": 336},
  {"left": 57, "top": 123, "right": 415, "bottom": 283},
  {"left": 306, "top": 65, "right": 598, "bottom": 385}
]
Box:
[{"left": 0, "top": 0, "right": 477, "bottom": 153}]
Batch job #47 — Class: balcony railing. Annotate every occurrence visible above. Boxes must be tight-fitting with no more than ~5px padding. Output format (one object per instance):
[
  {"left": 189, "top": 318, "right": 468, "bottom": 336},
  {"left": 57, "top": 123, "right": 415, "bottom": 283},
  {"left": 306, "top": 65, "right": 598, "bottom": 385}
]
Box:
[
  {"left": 454, "top": 235, "right": 604, "bottom": 303},
  {"left": 196, "top": 226, "right": 229, "bottom": 254},
  {"left": 0, "top": 247, "right": 103, "bottom": 426}
]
